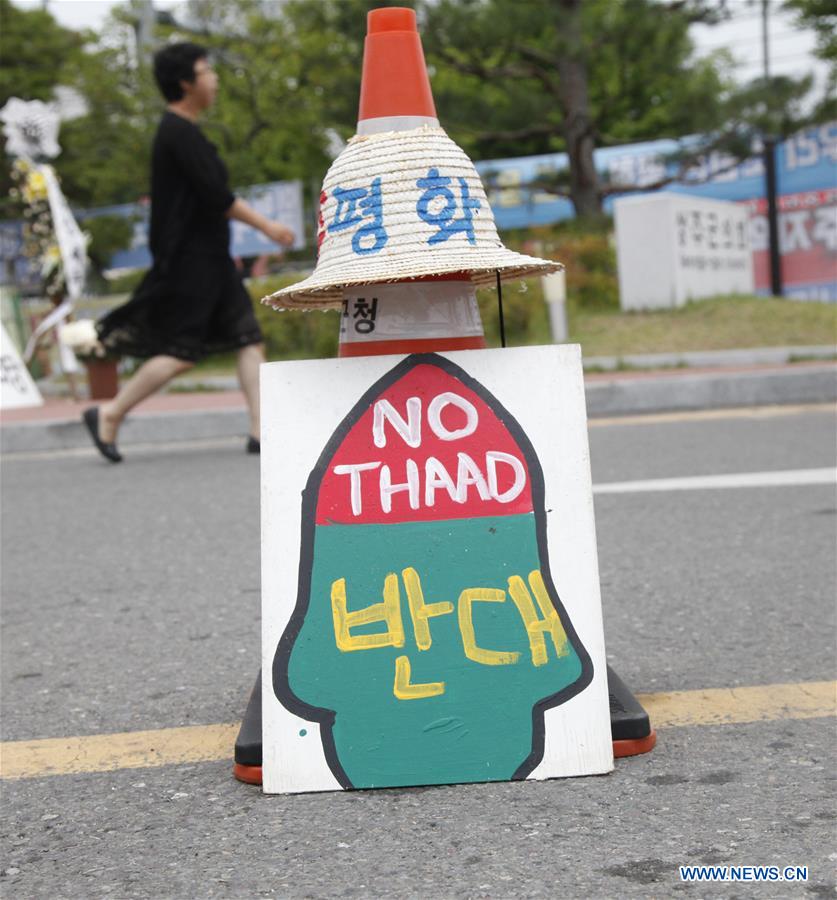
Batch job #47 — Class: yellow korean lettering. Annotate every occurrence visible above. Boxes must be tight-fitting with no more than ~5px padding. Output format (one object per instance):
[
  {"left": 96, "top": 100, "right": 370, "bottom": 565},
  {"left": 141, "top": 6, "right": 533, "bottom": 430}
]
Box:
[
  {"left": 393, "top": 655, "right": 445, "bottom": 699},
  {"left": 402, "top": 566, "right": 454, "bottom": 651},
  {"left": 331, "top": 574, "right": 405, "bottom": 652},
  {"left": 457, "top": 588, "right": 520, "bottom": 666},
  {"left": 507, "top": 569, "right": 569, "bottom": 666}
]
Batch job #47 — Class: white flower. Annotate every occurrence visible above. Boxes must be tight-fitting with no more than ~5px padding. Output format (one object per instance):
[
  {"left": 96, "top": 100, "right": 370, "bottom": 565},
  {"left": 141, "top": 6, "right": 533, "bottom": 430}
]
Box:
[
  {"left": 0, "top": 98, "right": 61, "bottom": 160},
  {"left": 58, "top": 319, "right": 102, "bottom": 356}
]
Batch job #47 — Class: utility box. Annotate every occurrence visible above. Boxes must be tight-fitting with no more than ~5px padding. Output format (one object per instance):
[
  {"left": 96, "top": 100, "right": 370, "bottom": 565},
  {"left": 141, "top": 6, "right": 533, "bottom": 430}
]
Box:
[{"left": 614, "top": 193, "right": 754, "bottom": 310}]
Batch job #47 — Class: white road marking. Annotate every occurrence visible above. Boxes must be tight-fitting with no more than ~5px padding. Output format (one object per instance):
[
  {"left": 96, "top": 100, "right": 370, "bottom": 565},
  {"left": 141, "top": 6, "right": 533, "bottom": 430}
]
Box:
[{"left": 594, "top": 467, "right": 836, "bottom": 494}]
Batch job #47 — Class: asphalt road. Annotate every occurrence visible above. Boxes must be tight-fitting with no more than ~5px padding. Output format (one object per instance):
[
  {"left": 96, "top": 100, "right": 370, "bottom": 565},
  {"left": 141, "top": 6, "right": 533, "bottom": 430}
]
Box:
[{"left": 2, "top": 405, "right": 835, "bottom": 898}]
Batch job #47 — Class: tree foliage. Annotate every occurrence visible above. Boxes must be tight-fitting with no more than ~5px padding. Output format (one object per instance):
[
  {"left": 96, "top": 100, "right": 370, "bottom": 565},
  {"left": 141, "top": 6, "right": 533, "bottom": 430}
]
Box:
[
  {"left": 423, "top": 0, "right": 728, "bottom": 151},
  {"left": 165, "top": 0, "right": 333, "bottom": 187},
  {"left": 421, "top": 0, "right": 739, "bottom": 213},
  {"left": 56, "top": 24, "right": 161, "bottom": 206},
  {"left": 0, "top": 0, "right": 84, "bottom": 107},
  {"left": 0, "top": 0, "right": 831, "bottom": 223},
  {"left": 784, "top": 0, "right": 837, "bottom": 119},
  {"left": 0, "top": 0, "right": 87, "bottom": 209},
  {"left": 785, "top": 0, "right": 837, "bottom": 68}
]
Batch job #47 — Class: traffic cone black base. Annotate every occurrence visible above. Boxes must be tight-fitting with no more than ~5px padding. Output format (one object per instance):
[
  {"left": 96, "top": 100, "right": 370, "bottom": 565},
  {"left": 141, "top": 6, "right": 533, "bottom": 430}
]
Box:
[{"left": 233, "top": 664, "right": 655, "bottom": 786}]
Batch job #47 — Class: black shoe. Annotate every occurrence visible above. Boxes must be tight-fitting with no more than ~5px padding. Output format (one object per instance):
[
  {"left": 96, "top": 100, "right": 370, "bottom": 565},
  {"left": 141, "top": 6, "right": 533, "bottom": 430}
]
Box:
[
  {"left": 246, "top": 436, "right": 260, "bottom": 455},
  {"left": 82, "top": 407, "right": 122, "bottom": 463}
]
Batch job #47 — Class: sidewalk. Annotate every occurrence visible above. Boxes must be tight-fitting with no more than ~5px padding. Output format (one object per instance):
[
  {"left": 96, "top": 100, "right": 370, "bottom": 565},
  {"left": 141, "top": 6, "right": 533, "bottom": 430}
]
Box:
[
  {"left": 2, "top": 351, "right": 835, "bottom": 454},
  {"left": 1, "top": 390, "right": 250, "bottom": 454}
]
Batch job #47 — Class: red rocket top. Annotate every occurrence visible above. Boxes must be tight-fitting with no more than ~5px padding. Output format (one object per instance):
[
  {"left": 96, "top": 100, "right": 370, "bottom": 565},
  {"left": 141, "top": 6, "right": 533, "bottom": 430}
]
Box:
[{"left": 315, "top": 364, "right": 533, "bottom": 525}]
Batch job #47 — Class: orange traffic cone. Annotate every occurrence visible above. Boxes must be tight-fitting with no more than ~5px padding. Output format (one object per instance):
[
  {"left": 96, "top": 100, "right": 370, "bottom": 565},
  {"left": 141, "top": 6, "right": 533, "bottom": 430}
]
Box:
[
  {"left": 340, "top": 7, "right": 485, "bottom": 357},
  {"left": 357, "top": 7, "right": 439, "bottom": 135}
]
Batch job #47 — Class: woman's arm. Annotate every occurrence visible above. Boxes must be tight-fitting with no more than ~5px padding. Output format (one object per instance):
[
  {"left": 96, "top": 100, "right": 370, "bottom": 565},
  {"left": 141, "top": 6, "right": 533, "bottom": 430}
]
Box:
[{"left": 226, "top": 197, "right": 295, "bottom": 247}]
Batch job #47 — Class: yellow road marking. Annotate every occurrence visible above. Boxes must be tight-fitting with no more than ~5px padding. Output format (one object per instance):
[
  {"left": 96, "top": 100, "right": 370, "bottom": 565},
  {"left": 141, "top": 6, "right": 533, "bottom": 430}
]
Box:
[
  {"left": 637, "top": 680, "right": 836, "bottom": 728},
  {"left": 1, "top": 681, "right": 834, "bottom": 781},
  {"left": 0, "top": 723, "right": 239, "bottom": 780},
  {"left": 589, "top": 402, "right": 835, "bottom": 427}
]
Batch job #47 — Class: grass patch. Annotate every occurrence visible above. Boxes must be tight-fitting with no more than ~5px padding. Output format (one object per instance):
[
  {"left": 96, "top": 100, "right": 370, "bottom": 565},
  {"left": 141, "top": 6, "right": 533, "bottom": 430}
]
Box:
[
  {"left": 567, "top": 294, "right": 837, "bottom": 357},
  {"left": 472, "top": 282, "right": 835, "bottom": 357},
  {"left": 241, "top": 273, "right": 836, "bottom": 365}
]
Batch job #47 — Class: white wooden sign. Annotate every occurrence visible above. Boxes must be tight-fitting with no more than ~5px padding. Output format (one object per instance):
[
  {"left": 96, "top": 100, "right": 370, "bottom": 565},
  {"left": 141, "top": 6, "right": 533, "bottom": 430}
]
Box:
[
  {"left": 261, "top": 345, "right": 612, "bottom": 793},
  {"left": 1, "top": 322, "right": 43, "bottom": 410},
  {"left": 614, "top": 192, "right": 754, "bottom": 310}
]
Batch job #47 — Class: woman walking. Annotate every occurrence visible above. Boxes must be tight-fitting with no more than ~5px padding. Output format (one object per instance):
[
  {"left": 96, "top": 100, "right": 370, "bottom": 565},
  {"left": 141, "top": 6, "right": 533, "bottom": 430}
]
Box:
[{"left": 84, "top": 42, "right": 293, "bottom": 462}]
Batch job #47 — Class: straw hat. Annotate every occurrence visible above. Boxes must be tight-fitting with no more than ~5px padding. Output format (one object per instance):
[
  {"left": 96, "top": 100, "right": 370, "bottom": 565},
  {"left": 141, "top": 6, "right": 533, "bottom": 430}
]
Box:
[
  {"left": 264, "top": 8, "right": 561, "bottom": 311},
  {"left": 265, "top": 127, "right": 562, "bottom": 310}
]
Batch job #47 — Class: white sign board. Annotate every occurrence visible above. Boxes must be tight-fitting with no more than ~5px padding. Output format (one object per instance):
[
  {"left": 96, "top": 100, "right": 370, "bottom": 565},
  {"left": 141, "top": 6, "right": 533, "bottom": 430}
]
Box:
[
  {"left": 614, "top": 192, "right": 754, "bottom": 310},
  {"left": 261, "top": 345, "right": 612, "bottom": 794},
  {"left": 1, "top": 322, "right": 43, "bottom": 409}
]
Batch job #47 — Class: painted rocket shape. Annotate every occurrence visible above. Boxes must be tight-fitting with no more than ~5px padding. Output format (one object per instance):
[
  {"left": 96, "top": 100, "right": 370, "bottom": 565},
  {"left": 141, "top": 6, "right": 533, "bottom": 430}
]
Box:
[{"left": 273, "top": 354, "right": 592, "bottom": 789}]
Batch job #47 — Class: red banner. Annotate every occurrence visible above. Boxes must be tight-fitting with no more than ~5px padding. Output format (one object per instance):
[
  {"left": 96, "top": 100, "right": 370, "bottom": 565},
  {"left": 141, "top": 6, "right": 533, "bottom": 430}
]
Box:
[{"left": 746, "top": 190, "right": 837, "bottom": 300}]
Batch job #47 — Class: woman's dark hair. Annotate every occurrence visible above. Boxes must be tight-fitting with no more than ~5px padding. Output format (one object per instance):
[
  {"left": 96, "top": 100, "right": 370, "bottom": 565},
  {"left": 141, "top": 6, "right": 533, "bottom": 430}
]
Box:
[{"left": 153, "top": 42, "right": 208, "bottom": 102}]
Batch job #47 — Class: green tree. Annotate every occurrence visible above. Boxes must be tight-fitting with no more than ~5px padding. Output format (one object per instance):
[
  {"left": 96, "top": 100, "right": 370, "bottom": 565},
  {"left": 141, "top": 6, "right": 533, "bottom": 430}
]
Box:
[
  {"left": 785, "top": 0, "right": 837, "bottom": 69},
  {"left": 168, "top": 0, "right": 335, "bottom": 188},
  {"left": 4, "top": 0, "right": 337, "bottom": 208},
  {"left": 0, "top": 0, "right": 84, "bottom": 107},
  {"left": 784, "top": 0, "right": 837, "bottom": 118},
  {"left": 73, "top": 0, "right": 378, "bottom": 214},
  {"left": 0, "top": 0, "right": 87, "bottom": 212},
  {"left": 83, "top": 213, "right": 136, "bottom": 271},
  {"left": 56, "top": 22, "right": 161, "bottom": 207},
  {"left": 281, "top": 0, "right": 415, "bottom": 141},
  {"left": 421, "top": 0, "right": 734, "bottom": 216}
]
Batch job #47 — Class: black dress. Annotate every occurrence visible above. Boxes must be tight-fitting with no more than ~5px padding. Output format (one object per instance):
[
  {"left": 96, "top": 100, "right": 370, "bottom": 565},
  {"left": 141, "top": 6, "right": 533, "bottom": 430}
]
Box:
[{"left": 98, "top": 111, "right": 263, "bottom": 362}]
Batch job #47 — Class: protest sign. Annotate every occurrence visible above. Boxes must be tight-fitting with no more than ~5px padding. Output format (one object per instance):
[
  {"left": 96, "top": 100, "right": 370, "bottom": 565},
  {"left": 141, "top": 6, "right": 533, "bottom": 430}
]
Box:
[
  {"left": 261, "top": 345, "right": 612, "bottom": 793},
  {"left": 1, "top": 322, "right": 43, "bottom": 409}
]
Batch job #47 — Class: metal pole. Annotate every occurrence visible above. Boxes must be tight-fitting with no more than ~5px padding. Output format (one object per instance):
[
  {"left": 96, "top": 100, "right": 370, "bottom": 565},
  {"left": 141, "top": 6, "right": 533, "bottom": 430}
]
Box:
[
  {"left": 761, "top": 0, "right": 783, "bottom": 296},
  {"left": 134, "top": 0, "right": 156, "bottom": 65},
  {"left": 496, "top": 270, "right": 506, "bottom": 348},
  {"left": 763, "top": 137, "right": 783, "bottom": 296},
  {"left": 761, "top": 0, "right": 770, "bottom": 80}
]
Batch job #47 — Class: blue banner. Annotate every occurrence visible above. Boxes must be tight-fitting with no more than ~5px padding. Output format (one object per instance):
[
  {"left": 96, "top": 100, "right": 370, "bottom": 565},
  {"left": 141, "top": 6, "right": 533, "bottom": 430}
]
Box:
[
  {"left": 474, "top": 123, "right": 837, "bottom": 300},
  {"left": 77, "top": 179, "right": 307, "bottom": 271},
  {"left": 0, "top": 221, "right": 41, "bottom": 291},
  {"left": 474, "top": 122, "right": 837, "bottom": 228}
]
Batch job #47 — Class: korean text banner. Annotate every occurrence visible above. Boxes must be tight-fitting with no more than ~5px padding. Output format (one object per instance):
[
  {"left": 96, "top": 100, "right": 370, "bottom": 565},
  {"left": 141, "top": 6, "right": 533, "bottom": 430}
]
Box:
[{"left": 475, "top": 122, "right": 837, "bottom": 302}]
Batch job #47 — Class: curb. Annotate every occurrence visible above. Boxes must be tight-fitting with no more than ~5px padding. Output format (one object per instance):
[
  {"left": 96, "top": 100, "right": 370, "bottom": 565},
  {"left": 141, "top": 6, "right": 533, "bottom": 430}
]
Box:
[
  {"left": 2, "top": 364, "right": 835, "bottom": 455},
  {"left": 585, "top": 364, "right": 837, "bottom": 418},
  {"left": 583, "top": 345, "right": 836, "bottom": 372},
  {"left": 1, "top": 407, "right": 248, "bottom": 455}
]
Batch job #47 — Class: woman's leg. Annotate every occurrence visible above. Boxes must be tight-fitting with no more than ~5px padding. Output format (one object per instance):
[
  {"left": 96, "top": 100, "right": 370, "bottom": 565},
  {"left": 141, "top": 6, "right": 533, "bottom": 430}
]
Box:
[
  {"left": 236, "top": 342, "right": 265, "bottom": 440},
  {"left": 98, "top": 355, "right": 194, "bottom": 443}
]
